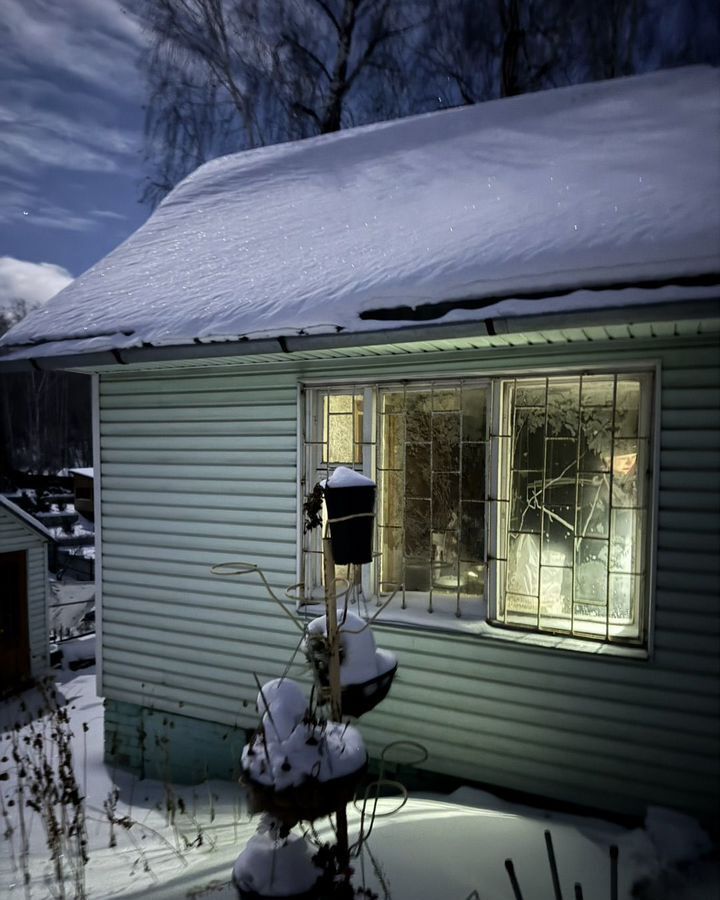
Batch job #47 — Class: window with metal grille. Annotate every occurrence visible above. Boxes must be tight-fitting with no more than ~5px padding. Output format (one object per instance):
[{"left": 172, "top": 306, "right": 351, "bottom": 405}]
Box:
[
  {"left": 490, "top": 373, "right": 652, "bottom": 644},
  {"left": 301, "top": 370, "right": 653, "bottom": 646}
]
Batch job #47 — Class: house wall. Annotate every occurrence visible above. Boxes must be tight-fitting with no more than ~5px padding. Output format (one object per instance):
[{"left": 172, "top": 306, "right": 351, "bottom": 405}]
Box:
[
  {"left": 0, "top": 509, "right": 49, "bottom": 678},
  {"left": 99, "top": 331, "right": 720, "bottom": 820}
]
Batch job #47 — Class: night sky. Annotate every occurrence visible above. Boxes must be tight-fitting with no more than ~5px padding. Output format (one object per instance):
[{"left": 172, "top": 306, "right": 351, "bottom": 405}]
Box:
[{"left": 1, "top": 1, "right": 149, "bottom": 308}]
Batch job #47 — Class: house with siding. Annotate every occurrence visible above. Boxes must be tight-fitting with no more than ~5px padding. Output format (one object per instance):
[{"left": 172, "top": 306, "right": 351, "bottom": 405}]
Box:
[
  {"left": 1, "top": 66, "right": 718, "bottom": 821},
  {"left": 0, "top": 496, "right": 53, "bottom": 693}
]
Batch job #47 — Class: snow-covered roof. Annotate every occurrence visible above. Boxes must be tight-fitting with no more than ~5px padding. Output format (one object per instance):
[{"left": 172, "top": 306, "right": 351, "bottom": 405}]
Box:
[
  {"left": 69, "top": 467, "right": 94, "bottom": 479},
  {"left": 0, "top": 495, "right": 55, "bottom": 542},
  {"left": 2, "top": 67, "right": 718, "bottom": 366}
]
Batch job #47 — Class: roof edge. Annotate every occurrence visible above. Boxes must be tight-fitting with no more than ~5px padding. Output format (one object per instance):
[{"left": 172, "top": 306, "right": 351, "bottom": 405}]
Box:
[{"left": 0, "top": 296, "right": 718, "bottom": 374}]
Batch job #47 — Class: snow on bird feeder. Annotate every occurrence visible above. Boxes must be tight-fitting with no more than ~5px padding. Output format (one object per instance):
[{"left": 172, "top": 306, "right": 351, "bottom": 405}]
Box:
[
  {"left": 322, "top": 466, "right": 376, "bottom": 565},
  {"left": 305, "top": 611, "right": 398, "bottom": 718},
  {"left": 241, "top": 678, "right": 367, "bottom": 830}
]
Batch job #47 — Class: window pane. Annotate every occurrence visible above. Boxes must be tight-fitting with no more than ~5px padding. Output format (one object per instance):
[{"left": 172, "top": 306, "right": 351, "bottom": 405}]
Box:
[
  {"left": 378, "top": 382, "right": 489, "bottom": 605},
  {"left": 500, "top": 373, "right": 650, "bottom": 643},
  {"left": 406, "top": 444, "right": 431, "bottom": 498},
  {"left": 405, "top": 498, "right": 431, "bottom": 556},
  {"left": 433, "top": 412, "right": 460, "bottom": 472},
  {"left": 432, "top": 473, "right": 459, "bottom": 529},
  {"left": 462, "top": 388, "right": 487, "bottom": 441},
  {"left": 461, "top": 442, "right": 486, "bottom": 502},
  {"left": 323, "top": 394, "right": 363, "bottom": 465}
]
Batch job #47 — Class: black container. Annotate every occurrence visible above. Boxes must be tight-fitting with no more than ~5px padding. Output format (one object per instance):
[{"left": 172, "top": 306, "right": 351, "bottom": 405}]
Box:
[
  {"left": 242, "top": 761, "right": 368, "bottom": 829},
  {"left": 323, "top": 484, "right": 376, "bottom": 565}
]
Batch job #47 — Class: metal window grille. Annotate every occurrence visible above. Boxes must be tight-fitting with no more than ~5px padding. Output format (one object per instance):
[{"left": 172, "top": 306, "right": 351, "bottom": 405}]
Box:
[{"left": 490, "top": 372, "right": 652, "bottom": 644}]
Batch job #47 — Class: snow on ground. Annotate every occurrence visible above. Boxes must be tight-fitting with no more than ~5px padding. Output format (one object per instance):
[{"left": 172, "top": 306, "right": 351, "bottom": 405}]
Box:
[
  {"left": 0, "top": 670, "right": 716, "bottom": 899},
  {"left": 1, "top": 67, "right": 718, "bottom": 363},
  {"left": 49, "top": 576, "right": 95, "bottom": 636}
]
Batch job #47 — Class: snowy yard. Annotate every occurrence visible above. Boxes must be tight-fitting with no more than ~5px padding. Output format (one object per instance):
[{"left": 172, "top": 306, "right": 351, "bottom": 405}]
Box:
[{"left": 0, "top": 668, "right": 716, "bottom": 899}]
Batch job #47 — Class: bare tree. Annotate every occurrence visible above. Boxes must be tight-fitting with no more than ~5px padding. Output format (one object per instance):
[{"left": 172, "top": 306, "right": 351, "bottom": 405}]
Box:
[
  {"left": 137, "top": 0, "right": 422, "bottom": 205},
  {"left": 416, "top": 0, "right": 575, "bottom": 109},
  {"left": 0, "top": 303, "right": 91, "bottom": 479}
]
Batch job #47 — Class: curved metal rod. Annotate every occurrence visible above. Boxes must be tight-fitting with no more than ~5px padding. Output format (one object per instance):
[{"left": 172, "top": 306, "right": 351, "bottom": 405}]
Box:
[{"left": 210, "top": 561, "right": 305, "bottom": 633}]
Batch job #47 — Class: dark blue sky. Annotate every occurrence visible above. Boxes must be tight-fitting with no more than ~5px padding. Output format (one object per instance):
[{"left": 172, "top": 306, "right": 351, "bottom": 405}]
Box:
[{"left": 0, "top": 0, "right": 149, "bottom": 304}]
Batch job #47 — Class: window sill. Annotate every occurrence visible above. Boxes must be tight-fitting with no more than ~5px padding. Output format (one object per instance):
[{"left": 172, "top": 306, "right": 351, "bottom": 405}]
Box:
[{"left": 297, "top": 595, "right": 649, "bottom": 660}]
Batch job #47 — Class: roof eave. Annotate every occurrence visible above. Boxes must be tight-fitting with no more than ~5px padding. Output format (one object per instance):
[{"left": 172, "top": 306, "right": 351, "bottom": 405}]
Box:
[{"left": 1, "top": 296, "right": 718, "bottom": 373}]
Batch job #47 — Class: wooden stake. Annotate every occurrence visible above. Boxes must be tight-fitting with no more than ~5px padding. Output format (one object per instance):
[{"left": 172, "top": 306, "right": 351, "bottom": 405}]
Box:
[
  {"left": 322, "top": 536, "right": 343, "bottom": 722},
  {"left": 322, "top": 535, "right": 349, "bottom": 871}
]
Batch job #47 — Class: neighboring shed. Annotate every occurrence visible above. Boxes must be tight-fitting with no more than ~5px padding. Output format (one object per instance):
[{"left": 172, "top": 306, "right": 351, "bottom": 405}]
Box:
[
  {"left": 70, "top": 467, "right": 95, "bottom": 521},
  {"left": 0, "top": 496, "right": 52, "bottom": 693},
  {"left": 0, "top": 67, "right": 719, "bottom": 822}
]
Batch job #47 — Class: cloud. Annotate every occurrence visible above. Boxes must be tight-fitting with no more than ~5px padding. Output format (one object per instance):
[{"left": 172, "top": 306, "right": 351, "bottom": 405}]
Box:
[
  {"left": 0, "top": 2, "right": 146, "bottom": 179},
  {"left": 0, "top": 184, "right": 125, "bottom": 232},
  {"left": 0, "top": 257, "right": 73, "bottom": 316},
  {"left": 4, "top": 0, "right": 146, "bottom": 98}
]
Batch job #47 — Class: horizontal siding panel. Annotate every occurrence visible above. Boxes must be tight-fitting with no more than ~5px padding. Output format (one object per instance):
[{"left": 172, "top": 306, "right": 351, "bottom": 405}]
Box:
[
  {"left": 662, "top": 367, "right": 720, "bottom": 388},
  {"left": 102, "top": 527, "right": 296, "bottom": 558},
  {"left": 651, "top": 647, "right": 720, "bottom": 676},
  {"left": 655, "top": 609, "right": 720, "bottom": 635},
  {"left": 102, "top": 592, "right": 300, "bottom": 636},
  {"left": 101, "top": 371, "right": 296, "bottom": 395},
  {"left": 658, "top": 509, "right": 720, "bottom": 532},
  {"left": 660, "top": 448, "right": 720, "bottom": 471},
  {"left": 101, "top": 419, "right": 295, "bottom": 438},
  {"left": 101, "top": 448, "right": 296, "bottom": 467},
  {"left": 102, "top": 647, "right": 304, "bottom": 701},
  {"left": 102, "top": 516, "right": 296, "bottom": 543},
  {"left": 657, "top": 549, "right": 720, "bottom": 573},
  {"left": 102, "top": 405, "right": 297, "bottom": 424},
  {"left": 366, "top": 691, "right": 718, "bottom": 781},
  {"left": 656, "top": 567, "right": 720, "bottom": 595},
  {"left": 391, "top": 651, "right": 718, "bottom": 729},
  {"left": 103, "top": 564, "right": 295, "bottom": 597},
  {"left": 660, "top": 469, "right": 720, "bottom": 492},
  {"left": 379, "top": 669, "right": 719, "bottom": 757},
  {"left": 363, "top": 708, "right": 717, "bottom": 807},
  {"left": 661, "top": 387, "right": 720, "bottom": 410},
  {"left": 103, "top": 433, "right": 295, "bottom": 450},
  {"left": 103, "top": 628, "right": 299, "bottom": 670},
  {"left": 661, "top": 408, "right": 720, "bottom": 430},
  {"left": 103, "top": 546, "right": 295, "bottom": 575},
  {"left": 103, "top": 502, "right": 296, "bottom": 530},
  {"left": 102, "top": 673, "right": 260, "bottom": 730},
  {"left": 103, "top": 602, "right": 301, "bottom": 642},
  {"left": 101, "top": 462, "right": 296, "bottom": 482},
  {"left": 102, "top": 487, "right": 294, "bottom": 511},
  {"left": 101, "top": 389, "right": 296, "bottom": 409},
  {"left": 374, "top": 625, "right": 717, "bottom": 698},
  {"left": 661, "top": 429, "right": 720, "bottom": 450},
  {"left": 657, "top": 528, "right": 719, "bottom": 553}
]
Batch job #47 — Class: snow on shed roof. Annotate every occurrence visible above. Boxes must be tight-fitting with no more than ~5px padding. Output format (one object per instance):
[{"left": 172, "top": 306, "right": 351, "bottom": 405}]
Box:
[
  {"left": 2, "top": 66, "right": 719, "bottom": 365},
  {"left": 69, "top": 468, "right": 94, "bottom": 479},
  {"left": 0, "top": 495, "right": 54, "bottom": 543}
]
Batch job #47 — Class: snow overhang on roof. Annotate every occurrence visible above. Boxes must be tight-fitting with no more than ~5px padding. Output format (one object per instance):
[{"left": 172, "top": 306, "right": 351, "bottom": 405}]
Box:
[
  {"left": 0, "top": 495, "right": 55, "bottom": 543},
  {"left": 69, "top": 468, "right": 94, "bottom": 479},
  {"left": 1, "top": 66, "right": 719, "bottom": 371}
]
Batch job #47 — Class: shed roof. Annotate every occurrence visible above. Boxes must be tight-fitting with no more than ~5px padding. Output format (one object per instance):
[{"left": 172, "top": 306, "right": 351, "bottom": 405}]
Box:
[
  {"left": 0, "top": 495, "right": 54, "bottom": 543},
  {"left": 1, "top": 66, "right": 718, "bottom": 369},
  {"left": 69, "top": 468, "right": 94, "bottom": 479}
]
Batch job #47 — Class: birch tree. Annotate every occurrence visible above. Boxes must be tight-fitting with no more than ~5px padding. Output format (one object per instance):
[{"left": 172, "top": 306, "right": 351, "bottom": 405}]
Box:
[{"left": 138, "top": 0, "right": 421, "bottom": 205}]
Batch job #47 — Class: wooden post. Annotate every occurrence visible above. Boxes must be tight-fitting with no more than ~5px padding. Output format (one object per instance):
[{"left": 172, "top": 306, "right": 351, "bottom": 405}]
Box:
[{"left": 322, "top": 535, "right": 349, "bottom": 872}]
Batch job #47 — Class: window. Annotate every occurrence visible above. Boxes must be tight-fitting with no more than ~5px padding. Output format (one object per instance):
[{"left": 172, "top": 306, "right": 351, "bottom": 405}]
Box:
[{"left": 302, "top": 370, "right": 653, "bottom": 647}]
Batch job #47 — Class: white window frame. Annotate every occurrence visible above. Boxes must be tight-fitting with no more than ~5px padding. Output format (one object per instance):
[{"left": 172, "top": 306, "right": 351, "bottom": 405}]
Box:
[{"left": 299, "top": 363, "right": 657, "bottom": 653}]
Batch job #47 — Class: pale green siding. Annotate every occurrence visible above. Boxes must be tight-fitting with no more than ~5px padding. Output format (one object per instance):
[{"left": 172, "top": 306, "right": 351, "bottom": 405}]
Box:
[
  {"left": 99, "top": 330, "right": 720, "bottom": 819},
  {"left": 0, "top": 511, "right": 49, "bottom": 677}
]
